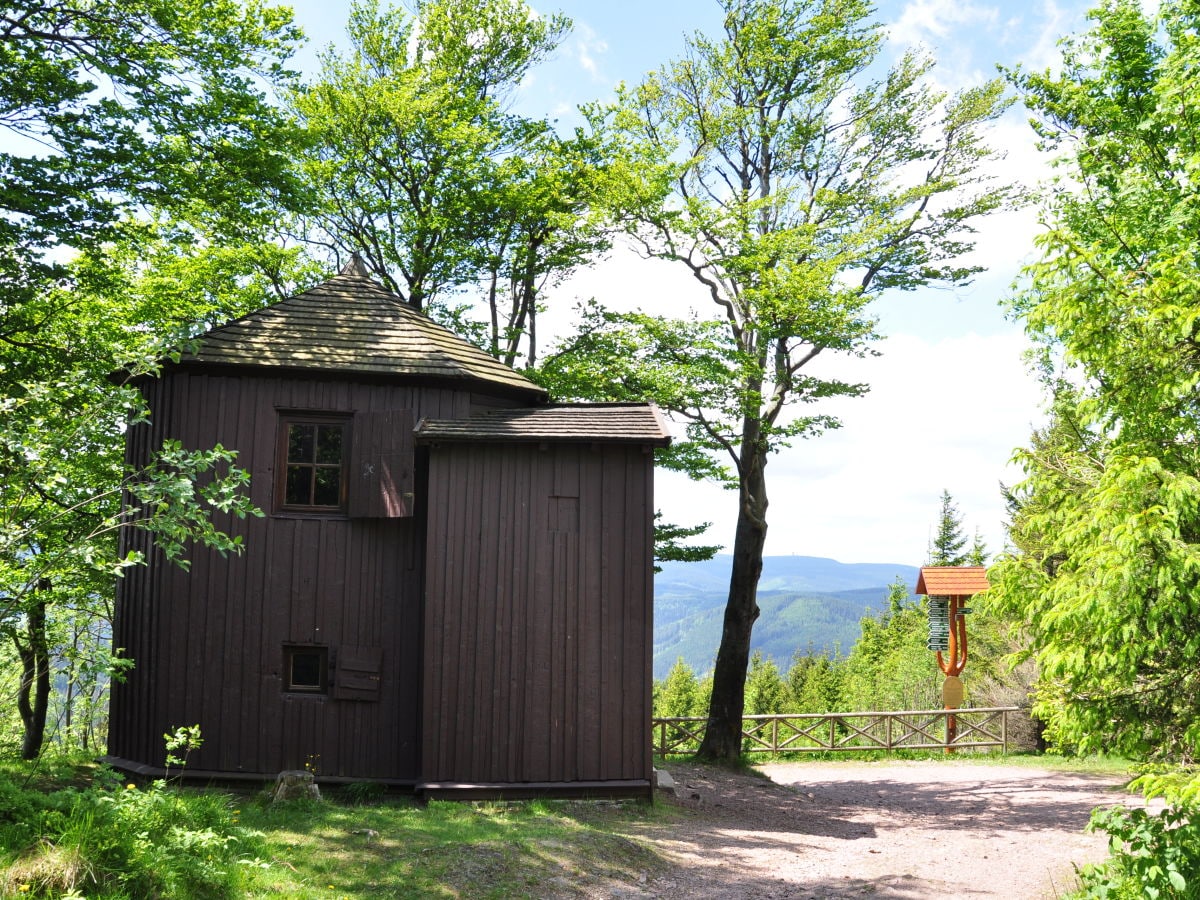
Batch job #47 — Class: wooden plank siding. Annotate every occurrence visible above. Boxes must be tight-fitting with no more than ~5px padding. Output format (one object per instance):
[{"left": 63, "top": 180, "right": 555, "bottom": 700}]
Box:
[
  {"left": 420, "top": 441, "right": 655, "bottom": 793},
  {"left": 108, "top": 370, "right": 508, "bottom": 782}
]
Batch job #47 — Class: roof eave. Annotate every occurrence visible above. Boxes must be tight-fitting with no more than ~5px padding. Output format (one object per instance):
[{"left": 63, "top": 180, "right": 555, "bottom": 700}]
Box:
[
  {"left": 116, "top": 359, "right": 549, "bottom": 401},
  {"left": 414, "top": 432, "right": 671, "bottom": 448}
]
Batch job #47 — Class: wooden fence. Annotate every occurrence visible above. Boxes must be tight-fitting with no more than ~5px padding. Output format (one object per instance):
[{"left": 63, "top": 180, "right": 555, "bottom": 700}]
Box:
[{"left": 651, "top": 707, "right": 1021, "bottom": 756}]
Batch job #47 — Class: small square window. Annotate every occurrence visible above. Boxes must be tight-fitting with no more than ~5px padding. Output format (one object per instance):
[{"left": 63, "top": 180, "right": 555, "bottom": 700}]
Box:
[
  {"left": 276, "top": 415, "right": 349, "bottom": 513},
  {"left": 284, "top": 646, "right": 327, "bottom": 693}
]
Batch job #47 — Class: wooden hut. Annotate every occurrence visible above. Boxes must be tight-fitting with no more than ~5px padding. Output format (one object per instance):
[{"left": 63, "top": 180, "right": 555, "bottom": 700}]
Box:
[{"left": 105, "top": 261, "right": 669, "bottom": 799}]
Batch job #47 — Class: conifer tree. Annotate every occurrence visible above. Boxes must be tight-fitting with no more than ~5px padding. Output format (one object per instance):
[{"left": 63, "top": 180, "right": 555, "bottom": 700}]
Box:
[
  {"left": 968, "top": 528, "right": 989, "bottom": 566},
  {"left": 655, "top": 657, "right": 706, "bottom": 718},
  {"left": 928, "top": 490, "right": 970, "bottom": 566},
  {"left": 743, "top": 651, "right": 787, "bottom": 716}
]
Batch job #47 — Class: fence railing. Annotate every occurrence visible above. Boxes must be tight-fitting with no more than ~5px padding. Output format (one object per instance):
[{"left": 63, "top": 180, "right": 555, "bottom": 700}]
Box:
[{"left": 651, "top": 707, "right": 1021, "bottom": 756}]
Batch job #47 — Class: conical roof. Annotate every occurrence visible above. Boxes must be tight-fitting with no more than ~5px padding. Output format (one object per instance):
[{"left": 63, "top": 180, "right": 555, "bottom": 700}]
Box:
[{"left": 176, "top": 259, "right": 546, "bottom": 399}]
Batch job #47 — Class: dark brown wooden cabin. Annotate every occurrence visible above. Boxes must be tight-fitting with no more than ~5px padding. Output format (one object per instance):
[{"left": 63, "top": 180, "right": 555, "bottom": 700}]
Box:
[{"left": 105, "top": 261, "right": 669, "bottom": 799}]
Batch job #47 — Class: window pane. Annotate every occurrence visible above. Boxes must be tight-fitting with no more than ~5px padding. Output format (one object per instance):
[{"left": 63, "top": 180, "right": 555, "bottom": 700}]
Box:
[
  {"left": 316, "top": 425, "right": 343, "bottom": 464},
  {"left": 287, "top": 424, "right": 315, "bottom": 463},
  {"left": 313, "top": 467, "right": 341, "bottom": 506},
  {"left": 290, "top": 651, "right": 322, "bottom": 689},
  {"left": 286, "top": 465, "right": 311, "bottom": 505}
]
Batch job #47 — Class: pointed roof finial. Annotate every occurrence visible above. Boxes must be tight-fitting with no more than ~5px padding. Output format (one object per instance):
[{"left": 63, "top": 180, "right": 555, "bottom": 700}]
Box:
[{"left": 339, "top": 252, "right": 373, "bottom": 279}]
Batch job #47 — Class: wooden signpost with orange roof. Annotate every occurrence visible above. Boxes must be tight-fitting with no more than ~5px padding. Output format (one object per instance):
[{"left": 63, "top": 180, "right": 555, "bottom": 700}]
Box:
[{"left": 915, "top": 566, "right": 990, "bottom": 751}]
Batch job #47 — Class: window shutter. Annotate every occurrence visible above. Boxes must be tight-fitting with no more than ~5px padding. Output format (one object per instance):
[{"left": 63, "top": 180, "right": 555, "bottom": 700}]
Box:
[
  {"left": 333, "top": 646, "right": 383, "bottom": 701},
  {"left": 349, "top": 409, "right": 414, "bottom": 518}
]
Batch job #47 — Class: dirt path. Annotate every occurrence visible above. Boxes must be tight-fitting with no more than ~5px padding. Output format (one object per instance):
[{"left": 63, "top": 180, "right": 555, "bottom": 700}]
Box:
[{"left": 614, "top": 760, "right": 1150, "bottom": 899}]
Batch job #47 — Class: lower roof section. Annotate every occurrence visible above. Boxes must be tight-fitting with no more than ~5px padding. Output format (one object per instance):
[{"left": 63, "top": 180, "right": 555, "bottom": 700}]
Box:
[{"left": 415, "top": 402, "right": 671, "bottom": 447}]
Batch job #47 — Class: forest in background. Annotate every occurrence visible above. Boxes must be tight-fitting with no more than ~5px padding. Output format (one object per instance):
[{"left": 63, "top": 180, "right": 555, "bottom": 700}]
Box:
[{"left": 651, "top": 491, "right": 1033, "bottom": 743}]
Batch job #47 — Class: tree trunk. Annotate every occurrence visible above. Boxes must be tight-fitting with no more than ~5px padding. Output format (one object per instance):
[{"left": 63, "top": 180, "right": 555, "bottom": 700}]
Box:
[
  {"left": 697, "top": 444, "right": 768, "bottom": 761},
  {"left": 16, "top": 590, "right": 52, "bottom": 760}
]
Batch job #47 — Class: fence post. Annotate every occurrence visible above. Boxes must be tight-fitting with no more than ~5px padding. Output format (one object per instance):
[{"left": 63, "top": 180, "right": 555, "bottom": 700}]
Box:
[{"left": 1002, "top": 708, "right": 1008, "bottom": 756}]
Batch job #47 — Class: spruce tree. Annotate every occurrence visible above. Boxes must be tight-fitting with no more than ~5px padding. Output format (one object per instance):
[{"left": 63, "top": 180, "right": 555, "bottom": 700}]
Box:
[
  {"left": 928, "top": 490, "right": 970, "bottom": 566},
  {"left": 968, "top": 528, "right": 989, "bottom": 566}
]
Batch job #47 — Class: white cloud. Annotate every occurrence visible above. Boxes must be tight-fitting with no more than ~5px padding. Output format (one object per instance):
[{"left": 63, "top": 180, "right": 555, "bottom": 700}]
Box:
[
  {"left": 656, "top": 329, "right": 1044, "bottom": 566},
  {"left": 886, "top": 0, "right": 1003, "bottom": 88},
  {"left": 572, "top": 23, "right": 609, "bottom": 82},
  {"left": 890, "top": 0, "right": 1001, "bottom": 46},
  {"left": 1020, "top": 0, "right": 1075, "bottom": 72}
]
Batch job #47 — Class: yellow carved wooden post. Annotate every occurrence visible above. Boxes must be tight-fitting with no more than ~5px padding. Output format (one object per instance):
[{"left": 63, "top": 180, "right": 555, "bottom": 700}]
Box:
[{"left": 916, "top": 567, "right": 989, "bottom": 753}]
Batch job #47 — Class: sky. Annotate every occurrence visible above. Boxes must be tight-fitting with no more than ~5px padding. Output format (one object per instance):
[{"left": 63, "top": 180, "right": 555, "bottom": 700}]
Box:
[{"left": 285, "top": 0, "right": 1100, "bottom": 566}]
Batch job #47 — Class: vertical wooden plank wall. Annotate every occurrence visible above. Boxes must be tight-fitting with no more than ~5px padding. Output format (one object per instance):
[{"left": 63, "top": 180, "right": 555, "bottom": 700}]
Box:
[
  {"left": 108, "top": 371, "right": 480, "bottom": 781},
  {"left": 421, "top": 442, "right": 655, "bottom": 788}
]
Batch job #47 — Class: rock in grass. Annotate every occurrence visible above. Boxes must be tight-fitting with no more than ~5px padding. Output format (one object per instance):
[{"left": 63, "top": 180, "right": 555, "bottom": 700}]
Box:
[{"left": 654, "top": 768, "right": 676, "bottom": 796}]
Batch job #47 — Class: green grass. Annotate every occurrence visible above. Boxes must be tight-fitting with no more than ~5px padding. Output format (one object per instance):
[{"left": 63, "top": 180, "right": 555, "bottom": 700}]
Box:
[
  {"left": 668, "top": 748, "right": 1136, "bottom": 774},
  {"left": 945, "top": 751, "right": 1135, "bottom": 775},
  {"left": 0, "top": 758, "right": 678, "bottom": 899},
  {"left": 237, "top": 791, "right": 672, "bottom": 899}
]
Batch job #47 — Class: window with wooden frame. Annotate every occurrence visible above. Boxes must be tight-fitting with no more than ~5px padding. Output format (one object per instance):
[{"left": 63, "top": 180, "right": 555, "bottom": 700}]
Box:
[
  {"left": 276, "top": 414, "right": 349, "bottom": 513},
  {"left": 283, "top": 645, "right": 328, "bottom": 693}
]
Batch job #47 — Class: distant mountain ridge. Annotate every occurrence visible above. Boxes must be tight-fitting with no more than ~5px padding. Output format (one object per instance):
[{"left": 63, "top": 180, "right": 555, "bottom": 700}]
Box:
[{"left": 654, "top": 555, "right": 920, "bottom": 678}]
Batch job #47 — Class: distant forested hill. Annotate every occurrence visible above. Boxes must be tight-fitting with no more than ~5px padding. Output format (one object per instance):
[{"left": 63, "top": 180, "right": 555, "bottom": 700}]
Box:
[{"left": 654, "top": 556, "right": 920, "bottom": 678}]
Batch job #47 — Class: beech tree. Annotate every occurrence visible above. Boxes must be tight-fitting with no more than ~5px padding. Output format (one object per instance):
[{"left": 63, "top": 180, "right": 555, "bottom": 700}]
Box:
[
  {"left": 541, "top": 0, "right": 1011, "bottom": 759},
  {"left": 987, "top": 0, "right": 1200, "bottom": 793},
  {"left": 293, "top": 0, "right": 610, "bottom": 367}
]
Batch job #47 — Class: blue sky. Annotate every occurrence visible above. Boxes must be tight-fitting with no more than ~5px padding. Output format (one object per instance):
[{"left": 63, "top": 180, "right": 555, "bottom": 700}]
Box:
[{"left": 286, "top": 0, "right": 1100, "bottom": 565}]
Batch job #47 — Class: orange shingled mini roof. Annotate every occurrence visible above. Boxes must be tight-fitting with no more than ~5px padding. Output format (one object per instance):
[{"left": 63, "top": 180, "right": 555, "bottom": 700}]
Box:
[{"left": 915, "top": 566, "right": 990, "bottom": 596}]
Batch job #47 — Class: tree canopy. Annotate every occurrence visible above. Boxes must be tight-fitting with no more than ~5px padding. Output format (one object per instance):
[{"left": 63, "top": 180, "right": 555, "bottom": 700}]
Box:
[
  {"left": 987, "top": 0, "right": 1200, "bottom": 792},
  {"left": 292, "top": 0, "right": 611, "bottom": 367},
  {"left": 0, "top": 0, "right": 305, "bottom": 325}
]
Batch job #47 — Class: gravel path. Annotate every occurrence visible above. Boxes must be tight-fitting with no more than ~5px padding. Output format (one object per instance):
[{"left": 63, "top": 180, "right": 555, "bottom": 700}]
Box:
[{"left": 615, "top": 759, "right": 1150, "bottom": 899}]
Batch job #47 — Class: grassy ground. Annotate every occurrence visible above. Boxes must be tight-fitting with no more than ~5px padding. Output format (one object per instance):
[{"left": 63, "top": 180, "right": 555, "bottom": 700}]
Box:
[
  {"left": 1, "top": 751, "right": 1133, "bottom": 899},
  {"left": 236, "top": 790, "right": 674, "bottom": 899}
]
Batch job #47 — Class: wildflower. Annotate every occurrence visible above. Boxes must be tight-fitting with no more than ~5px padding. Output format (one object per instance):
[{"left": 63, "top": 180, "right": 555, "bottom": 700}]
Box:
[
  {"left": 126, "top": 783, "right": 137, "bottom": 790},
  {"left": 19, "top": 885, "right": 30, "bottom": 893}
]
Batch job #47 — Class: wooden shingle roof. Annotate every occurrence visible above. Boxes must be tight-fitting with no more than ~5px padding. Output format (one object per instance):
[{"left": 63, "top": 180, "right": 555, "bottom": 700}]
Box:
[
  {"left": 915, "top": 566, "right": 990, "bottom": 596},
  {"left": 414, "top": 403, "right": 672, "bottom": 446},
  {"left": 176, "top": 262, "right": 546, "bottom": 399}
]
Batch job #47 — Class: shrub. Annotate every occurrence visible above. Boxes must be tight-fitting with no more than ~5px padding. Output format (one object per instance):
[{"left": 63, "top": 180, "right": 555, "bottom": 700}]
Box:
[
  {"left": 1, "top": 776, "right": 265, "bottom": 899},
  {"left": 1073, "top": 804, "right": 1200, "bottom": 899}
]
